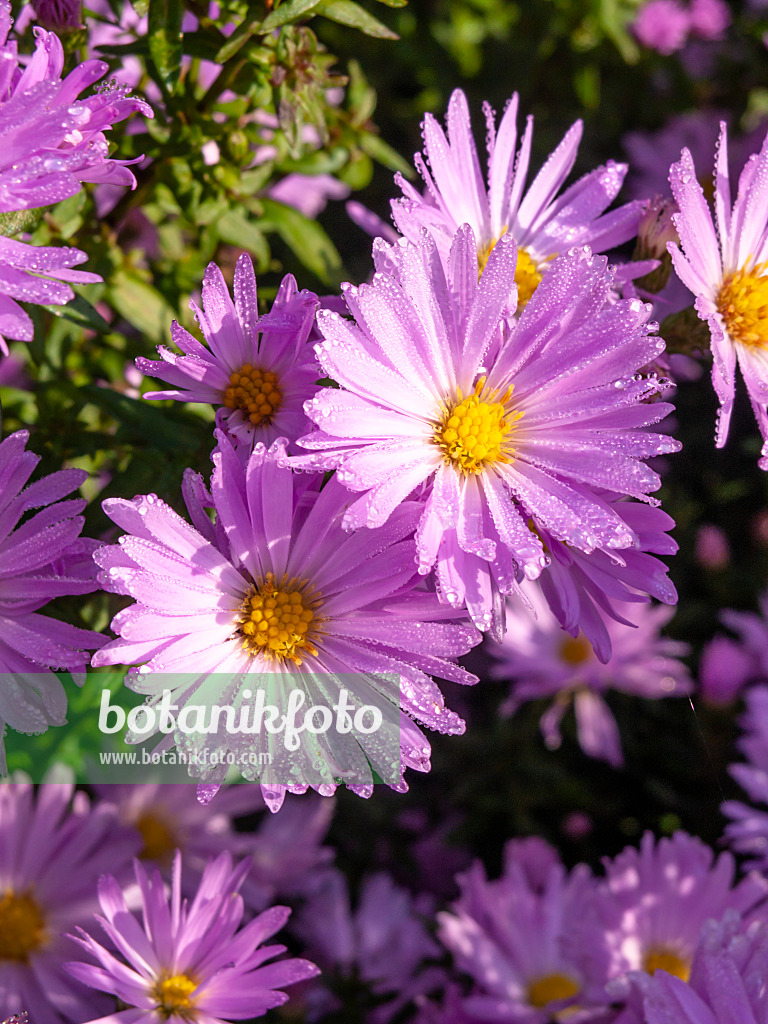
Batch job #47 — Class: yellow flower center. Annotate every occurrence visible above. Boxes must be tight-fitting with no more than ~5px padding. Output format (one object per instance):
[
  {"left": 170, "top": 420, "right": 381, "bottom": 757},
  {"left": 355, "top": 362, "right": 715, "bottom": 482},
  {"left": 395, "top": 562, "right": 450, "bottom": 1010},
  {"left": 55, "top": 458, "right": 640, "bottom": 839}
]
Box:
[
  {"left": 526, "top": 972, "right": 581, "bottom": 1009},
  {"left": 238, "top": 572, "right": 320, "bottom": 664},
  {"left": 558, "top": 633, "right": 593, "bottom": 666},
  {"left": 434, "top": 378, "right": 521, "bottom": 475},
  {"left": 224, "top": 364, "right": 282, "bottom": 426},
  {"left": 477, "top": 236, "right": 544, "bottom": 310},
  {"left": 136, "top": 812, "right": 178, "bottom": 865},
  {"left": 514, "top": 248, "right": 544, "bottom": 309},
  {"left": 154, "top": 973, "right": 198, "bottom": 1016},
  {"left": 0, "top": 890, "right": 47, "bottom": 961},
  {"left": 643, "top": 946, "right": 691, "bottom": 981},
  {"left": 717, "top": 262, "right": 768, "bottom": 349}
]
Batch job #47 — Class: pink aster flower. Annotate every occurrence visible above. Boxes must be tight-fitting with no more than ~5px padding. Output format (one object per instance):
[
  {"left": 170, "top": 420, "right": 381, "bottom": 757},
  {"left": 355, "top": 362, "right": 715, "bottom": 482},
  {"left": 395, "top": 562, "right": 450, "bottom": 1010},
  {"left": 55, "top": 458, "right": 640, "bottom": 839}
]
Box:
[
  {"left": 591, "top": 831, "right": 768, "bottom": 997},
  {"left": 632, "top": 0, "right": 691, "bottom": 54},
  {"left": 92, "top": 433, "right": 479, "bottom": 810},
  {"left": 0, "top": 782, "right": 140, "bottom": 1024},
  {"left": 296, "top": 868, "right": 442, "bottom": 1024},
  {"left": 668, "top": 123, "right": 768, "bottom": 468},
  {"left": 721, "top": 685, "right": 768, "bottom": 868},
  {"left": 0, "top": 429, "right": 105, "bottom": 773},
  {"left": 392, "top": 89, "right": 641, "bottom": 310},
  {"left": 66, "top": 850, "right": 319, "bottom": 1023},
  {"left": 437, "top": 837, "right": 611, "bottom": 1022},
  {"left": 698, "top": 591, "right": 768, "bottom": 705},
  {"left": 689, "top": 0, "right": 731, "bottom": 40},
  {"left": 0, "top": 2, "right": 151, "bottom": 352},
  {"left": 531, "top": 497, "right": 679, "bottom": 663},
  {"left": 137, "top": 255, "right": 320, "bottom": 453},
  {"left": 295, "top": 227, "right": 679, "bottom": 635},
  {"left": 490, "top": 587, "right": 691, "bottom": 768},
  {"left": 638, "top": 913, "right": 768, "bottom": 1024}
]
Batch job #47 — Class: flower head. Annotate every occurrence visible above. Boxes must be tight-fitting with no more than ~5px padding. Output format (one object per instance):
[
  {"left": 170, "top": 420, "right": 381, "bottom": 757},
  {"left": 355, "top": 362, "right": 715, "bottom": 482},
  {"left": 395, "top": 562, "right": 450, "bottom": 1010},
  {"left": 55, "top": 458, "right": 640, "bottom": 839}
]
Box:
[
  {"left": 0, "top": 429, "right": 105, "bottom": 772},
  {"left": 491, "top": 587, "right": 692, "bottom": 767},
  {"left": 0, "top": 1, "right": 151, "bottom": 352},
  {"left": 721, "top": 685, "right": 768, "bottom": 868},
  {"left": 593, "top": 832, "right": 768, "bottom": 995},
  {"left": 295, "top": 227, "right": 679, "bottom": 634},
  {"left": 296, "top": 869, "right": 442, "bottom": 1024},
  {"left": 66, "top": 850, "right": 319, "bottom": 1023},
  {"left": 137, "top": 255, "right": 320, "bottom": 453},
  {"left": 392, "top": 89, "right": 641, "bottom": 309},
  {"left": 0, "top": 782, "right": 139, "bottom": 1023},
  {"left": 93, "top": 434, "right": 479, "bottom": 810},
  {"left": 631, "top": 0, "right": 691, "bottom": 54},
  {"left": 668, "top": 123, "right": 768, "bottom": 468},
  {"left": 437, "top": 838, "right": 610, "bottom": 1022}
]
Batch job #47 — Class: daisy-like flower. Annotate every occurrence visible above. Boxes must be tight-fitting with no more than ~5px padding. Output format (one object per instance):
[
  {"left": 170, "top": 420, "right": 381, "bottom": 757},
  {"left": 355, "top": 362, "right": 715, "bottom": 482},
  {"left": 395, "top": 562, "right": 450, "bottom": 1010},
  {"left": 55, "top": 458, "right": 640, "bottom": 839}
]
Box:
[
  {"left": 137, "top": 255, "right": 320, "bottom": 453},
  {"left": 638, "top": 913, "right": 768, "bottom": 1024},
  {"left": 392, "top": 88, "right": 641, "bottom": 309},
  {"left": 592, "top": 831, "right": 768, "bottom": 997},
  {"left": 296, "top": 869, "right": 442, "bottom": 1024},
  {"left": 66, "top": 850, "right": 319, "bottom": 1023},
  {"left": 722, "top": 685, "right": 768, "bottom": 869},
  {"left": 0, "top": 1, "right": 151, "bottom": 354},
  {"left": 295, "top": 227, "right": 679, "bottom": 634},
  {"left": 490, "top": 588, "right": 692, "bottom": 768},
  {"left": 92, "top": 433, "right": 479, "bottom": 811},
  {"left": 668, "top": 123, "right": 768, "bottom": 468},
  {"left": 437, "top": 837, "right": 611, "bottom": 1022},
  {"left": 93, "top": 784, "right": 335, "bottom": 909},
  {"left": 0, "top": 782, "right": 140, "bottom": 1024},
  {"left": 0, "top": 429, "right": 105, "bottom": 773}
]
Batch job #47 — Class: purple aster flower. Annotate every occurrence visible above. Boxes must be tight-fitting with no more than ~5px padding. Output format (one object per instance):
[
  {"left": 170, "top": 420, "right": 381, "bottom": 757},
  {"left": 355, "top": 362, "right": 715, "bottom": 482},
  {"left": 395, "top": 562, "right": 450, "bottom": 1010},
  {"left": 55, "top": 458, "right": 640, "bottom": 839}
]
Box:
[
  {"left": 491, "top": 587, "right": 692, "bottom": 768},
  {"left": 631, "top": 0, "right": 690, "bottom": 54},
  {"left": 294, "top": 227, "right": 679, "bottom": 635},
  {"left": 592, "top": 832, "right": 768, "bottom": 997},
  {"left": 392, "top": 89, "right": 641, "bottom": 310},
  {"left": 638, "top": 913, "right": 768, "bottom": 1024},
  {"left": 698, "top": 591, "right": 768, "bottom": 705},
  {"left": 296, "top": 868, "right": 442, "bottom": 1024},
  {"left": 668, "top": 123, "right": 768, "bottom": 468},
  {"left": 437, "top": 837, "right": 611, "bottom": 1022},
  {"left": 31, "top": 0, "right": 81, "bottom": 30},
  {"left": 721, "top": 685, "right": 768, "bottom": 868},
  {"left": 531, "top": 497, "right": 679, "bottom": 663},
  {"left": 0, "top": 429, "right": 105, "bottom": 773},
  {"left": 0, "top": 781, "right": 140, "bottom": 1024},
  {"left": 66, "top": 850, "right": 319, "bottom": 1023},
  {"left": 137, "top": 255, "right": 321, "bottom": 453},
  {"left": 0, "top": 1, "right": 151, "bottom": 353},
  {"left": 92, "top": 434, "right": 479, "bottom": 810},
  {"left": 689, "top": 0, "right": 731, "bottom": 40}
]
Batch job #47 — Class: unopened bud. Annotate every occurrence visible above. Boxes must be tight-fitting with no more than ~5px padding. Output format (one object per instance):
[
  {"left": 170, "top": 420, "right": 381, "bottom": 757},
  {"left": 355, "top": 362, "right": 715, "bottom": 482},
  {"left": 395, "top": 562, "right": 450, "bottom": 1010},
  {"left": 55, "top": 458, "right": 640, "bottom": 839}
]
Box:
[{"left": 633, "top": 196, "right": 679, "bottom": 293}]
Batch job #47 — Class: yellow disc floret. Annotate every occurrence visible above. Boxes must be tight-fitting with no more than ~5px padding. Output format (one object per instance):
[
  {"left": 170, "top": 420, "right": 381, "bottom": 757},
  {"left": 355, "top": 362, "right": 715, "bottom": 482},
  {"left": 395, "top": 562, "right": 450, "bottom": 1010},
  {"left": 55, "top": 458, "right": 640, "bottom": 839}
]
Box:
[
  {"left": 477, "top": 234, "right": 543, "bottom": 309},
  {"left": 224, "top": 365, "right": 282, "bottom": 426},
  {"left": 558, "top": 633, "right": 593, "bottom": 667},
  {"left": 643, "top": 946, "right": 691, "bottom": 982},
  {"left": 154, "top": 973, "right": 198, "bottom": 1016},
  {"left": 238, "top": 572, "right": 320, "bottom": 664},
  {"left": 435, "top": 378, "right": 521, "bottom": 474},
  {"left": 0, "top": 890, "right": 47, "bottom": 961},
  {"left": 526, "top": 972, "right": 581, "bottom": 1009},
  {"left": 717, "top": 261, "right": 768, "bottom": 349},
  {"left": 136, "top": 812, "right": 178, "bottom": 864},
  {"left": 514, "top": 248, "right": 544, "bottom": 309}
]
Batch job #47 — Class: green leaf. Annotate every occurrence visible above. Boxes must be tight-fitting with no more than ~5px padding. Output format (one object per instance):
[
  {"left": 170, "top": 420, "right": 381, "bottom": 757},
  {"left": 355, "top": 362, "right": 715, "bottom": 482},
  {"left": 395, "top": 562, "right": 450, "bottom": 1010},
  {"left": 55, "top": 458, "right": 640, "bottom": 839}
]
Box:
[
  {"left": 261, "top": 0, "right": 325, "bottom": 31},
  {"left": 215, "top": 15, "right": 263, "bottom": 62},
  {"left": 372, "top": 0, "right": 406, "bottom": 6},
  {"left": 41, "top": 295, "right": 112, "bottom": 333},
  {"left": 318, "top": 0, "right": 398, "bottom": 38},
  {"left": 81, "top": 385, "right": 203, "bottom": 452},
  {"left": 148, "top": 0, "right": 183, "bottom": 91},
  {"left": 260, "top": 197, "right": 344, "bottom": 287},
  {"left": 107, "top": 270, "right": 177, "bottom": 343},
  {"left": 0, "top": 208, "right": 45, "bottom": 238},
  {"left": 215, "top": 209, "right": 271, "bottom": 270},
  {"left": 359, "top": 131, "right": 412, "bottom": 175}
]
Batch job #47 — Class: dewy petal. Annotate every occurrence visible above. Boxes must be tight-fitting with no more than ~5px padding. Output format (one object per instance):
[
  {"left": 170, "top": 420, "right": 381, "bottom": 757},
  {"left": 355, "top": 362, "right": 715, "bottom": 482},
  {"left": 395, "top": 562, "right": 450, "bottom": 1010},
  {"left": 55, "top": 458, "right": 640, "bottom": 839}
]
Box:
[{"left": 668, "top": 147, "right": 722, "bottom": 285}]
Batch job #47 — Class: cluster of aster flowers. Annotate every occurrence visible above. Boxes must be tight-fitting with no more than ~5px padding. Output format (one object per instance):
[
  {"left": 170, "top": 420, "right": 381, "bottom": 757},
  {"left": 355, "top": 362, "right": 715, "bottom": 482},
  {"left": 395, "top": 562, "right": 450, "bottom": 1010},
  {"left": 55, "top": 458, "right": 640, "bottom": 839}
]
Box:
[{"left": 0, "top": 1, "right": 150, "bottom": 354}]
